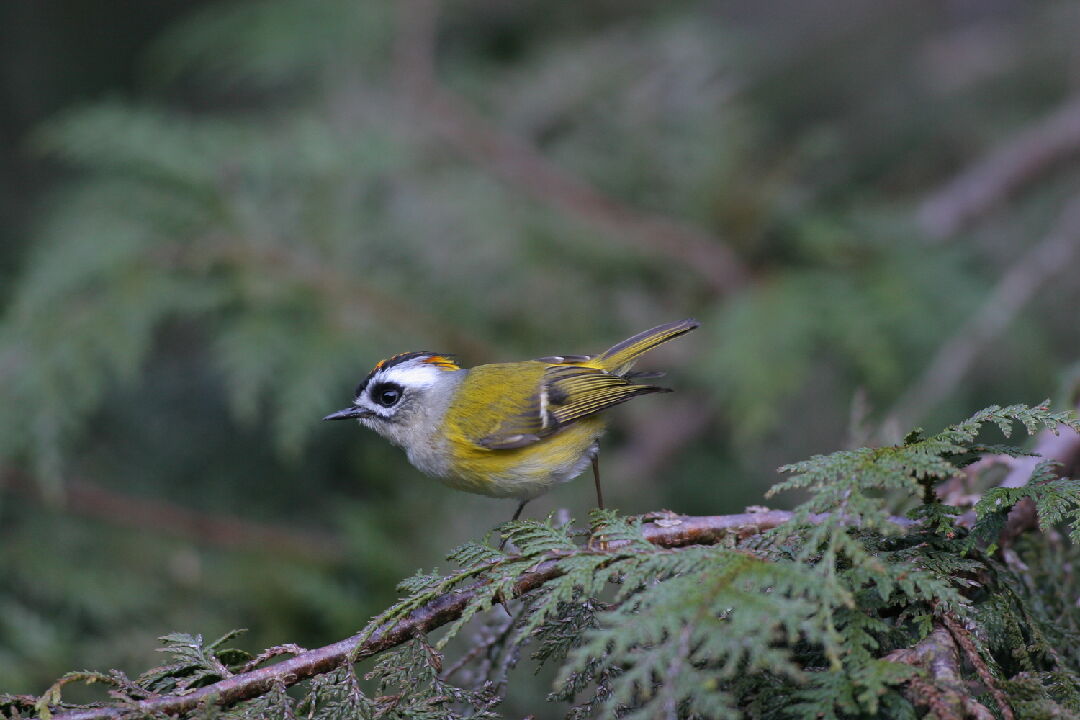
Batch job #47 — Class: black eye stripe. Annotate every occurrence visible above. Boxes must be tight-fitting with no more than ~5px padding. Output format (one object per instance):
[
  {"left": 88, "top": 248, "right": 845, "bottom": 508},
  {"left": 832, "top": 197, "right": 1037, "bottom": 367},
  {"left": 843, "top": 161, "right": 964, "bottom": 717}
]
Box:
[{"left": 371, "top": 382, "right": 403, "bottom": 408}]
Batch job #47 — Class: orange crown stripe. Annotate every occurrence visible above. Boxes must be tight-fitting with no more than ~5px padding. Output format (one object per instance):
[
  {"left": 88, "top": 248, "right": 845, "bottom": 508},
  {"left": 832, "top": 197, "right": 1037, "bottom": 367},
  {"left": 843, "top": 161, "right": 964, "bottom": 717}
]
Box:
[{"left": 421, "top": 355, "right": 460, "bottom": 370}]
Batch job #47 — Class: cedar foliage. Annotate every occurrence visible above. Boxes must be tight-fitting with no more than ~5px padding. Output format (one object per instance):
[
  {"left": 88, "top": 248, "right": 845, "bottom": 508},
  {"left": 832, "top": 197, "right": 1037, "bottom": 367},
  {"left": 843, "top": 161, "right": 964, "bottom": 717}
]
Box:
[
  {"left": 7, "top": 402, "right": 1079, "bottom": 719},
  {"left": 4, "top": 1, "right": 1080, "bottom": 717}
]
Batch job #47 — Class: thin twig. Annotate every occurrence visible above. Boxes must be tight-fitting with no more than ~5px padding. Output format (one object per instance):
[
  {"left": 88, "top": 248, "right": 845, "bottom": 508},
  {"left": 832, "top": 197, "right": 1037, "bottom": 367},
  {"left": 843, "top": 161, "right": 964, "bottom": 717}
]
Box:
[
  {"left": 920, "top": 94, "right": 1080, "bottom": 238},
  {"left": 238, "top": 644, "right": 309, "bottom": 675},
  {"left": 438, "top": 609, "right": 514, "bottom": 684},
  {"left": 393, "top": 0, "right": 750, "bottom": 294},
  {"left": 940, "top": 612, "right": 1015, "bottom": 720},
  {"left": 888, "top": 193, "right": 1080, "bottom": 428}
]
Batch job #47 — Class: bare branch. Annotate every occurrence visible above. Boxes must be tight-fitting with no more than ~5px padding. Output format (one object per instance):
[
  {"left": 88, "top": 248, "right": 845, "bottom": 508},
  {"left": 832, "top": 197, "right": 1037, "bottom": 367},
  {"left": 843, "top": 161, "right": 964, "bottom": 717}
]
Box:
[
  {"left": 237, "top": 644, "right": 309, "bottom": 675},
  {"left": 888, "top": 193, "right": 1080, "bottom": 427},
  {"left": 393, "top": 0, "right": 750, "bottom": 294},
  {"left": 638, "top": 508, "right": 911, "bottom": 544},
  {"left": 920, "top": 95, "right": 1080, "bottom": 238}
]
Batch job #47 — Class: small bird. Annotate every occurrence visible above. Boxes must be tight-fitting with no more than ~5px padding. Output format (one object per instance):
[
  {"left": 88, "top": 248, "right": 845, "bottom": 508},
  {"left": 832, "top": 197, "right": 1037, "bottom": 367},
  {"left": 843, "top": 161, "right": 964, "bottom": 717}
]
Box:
[{"left": 324, "top": 319, "right": 699, "bottom": 521}]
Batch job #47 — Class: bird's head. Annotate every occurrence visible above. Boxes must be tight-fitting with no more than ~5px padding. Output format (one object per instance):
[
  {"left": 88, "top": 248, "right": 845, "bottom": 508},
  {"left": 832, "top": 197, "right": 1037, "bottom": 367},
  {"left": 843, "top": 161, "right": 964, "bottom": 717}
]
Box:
[{"left": 324, "top": 351, "right": 461, "bottom": 445}]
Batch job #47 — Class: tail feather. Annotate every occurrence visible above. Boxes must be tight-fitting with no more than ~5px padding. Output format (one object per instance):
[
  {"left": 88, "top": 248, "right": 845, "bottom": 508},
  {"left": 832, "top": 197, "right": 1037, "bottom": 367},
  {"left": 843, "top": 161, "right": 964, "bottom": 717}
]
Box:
[{"left": 597, "top": 319, "right": 699, "bottom": 375}]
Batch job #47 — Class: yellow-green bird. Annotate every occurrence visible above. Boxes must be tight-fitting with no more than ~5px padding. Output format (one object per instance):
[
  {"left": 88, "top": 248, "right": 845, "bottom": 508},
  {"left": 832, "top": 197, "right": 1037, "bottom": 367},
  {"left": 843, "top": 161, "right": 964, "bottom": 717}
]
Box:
[{"left": 324, "top": 319, "right": 699, "bottom": 519}]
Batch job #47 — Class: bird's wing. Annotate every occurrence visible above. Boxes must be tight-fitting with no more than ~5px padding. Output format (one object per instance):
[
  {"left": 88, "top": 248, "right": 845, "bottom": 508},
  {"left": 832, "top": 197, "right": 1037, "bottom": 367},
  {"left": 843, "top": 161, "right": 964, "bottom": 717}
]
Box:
[{"left": 474, "top": 364, "right": 669, "bottom": 450}]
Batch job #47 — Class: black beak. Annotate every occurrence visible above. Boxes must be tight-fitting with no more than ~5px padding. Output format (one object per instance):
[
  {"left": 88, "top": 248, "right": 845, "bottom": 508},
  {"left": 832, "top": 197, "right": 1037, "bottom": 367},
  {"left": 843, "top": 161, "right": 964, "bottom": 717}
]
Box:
[{"left": 323, "top": 406, "right": 370, "bottom": 421}]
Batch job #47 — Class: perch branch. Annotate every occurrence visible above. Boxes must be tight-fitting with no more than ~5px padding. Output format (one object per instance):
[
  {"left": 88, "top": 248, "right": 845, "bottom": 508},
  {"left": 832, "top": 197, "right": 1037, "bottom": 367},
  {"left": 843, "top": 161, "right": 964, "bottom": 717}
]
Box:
[
  {"left": 40, "top": 414, "right": 1077, "bottom": 720},
  {"left": 43, "top": 509, "right": 907, "bottom": 720},
  {"left": 919, "top": 94, "right": 1080, "bottom": 237},
  {"left": 393, "top": 0, "right": 749, "bottom": 294}
]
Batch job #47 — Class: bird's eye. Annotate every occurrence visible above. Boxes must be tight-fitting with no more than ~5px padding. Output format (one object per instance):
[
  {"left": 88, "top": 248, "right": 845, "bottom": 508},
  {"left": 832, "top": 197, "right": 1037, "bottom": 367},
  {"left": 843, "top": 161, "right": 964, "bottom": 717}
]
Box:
[{"left": 372, "top": 383, "right": 402, "bottom": 408}]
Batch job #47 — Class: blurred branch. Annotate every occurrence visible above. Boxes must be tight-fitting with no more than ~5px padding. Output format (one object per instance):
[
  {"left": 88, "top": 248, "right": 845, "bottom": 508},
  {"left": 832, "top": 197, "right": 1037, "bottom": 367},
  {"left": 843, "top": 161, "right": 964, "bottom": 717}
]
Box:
[
  {"left": 920, "top": 95, "right": 1080, "bottom": 238},
  {"left": 43, "top": 508, "right": 906, "bottom": 720},
  {"left": 0, "top": 469, "right": 344, "bottom": 562},
  {"left": 191, "top": 241, "right": 497, "bottom": 360},
  {"left": 888, "top": 193, "right": 1080, "bottom": 428},
  {"left": 609, "top": 398, "right": 715, "bottom": 491},
  {"left": 393, "top": 0, "right": 750, "bottom": 295}
]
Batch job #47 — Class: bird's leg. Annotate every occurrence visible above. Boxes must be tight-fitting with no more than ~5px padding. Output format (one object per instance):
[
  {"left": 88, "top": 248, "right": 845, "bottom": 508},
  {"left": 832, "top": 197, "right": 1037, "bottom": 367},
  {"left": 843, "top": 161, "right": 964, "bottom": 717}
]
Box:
[
  {"left": 499, "top": 500, "right": 529, "bottom": 552},
  {"left": 592, "top": 454, "right": 604, "bottom": 510},
  {"left": 590, "top": 454, "right": 609, "bottom": 551},
  {"left": 510, "top": 500, "right": 529, "bottom": 522}
]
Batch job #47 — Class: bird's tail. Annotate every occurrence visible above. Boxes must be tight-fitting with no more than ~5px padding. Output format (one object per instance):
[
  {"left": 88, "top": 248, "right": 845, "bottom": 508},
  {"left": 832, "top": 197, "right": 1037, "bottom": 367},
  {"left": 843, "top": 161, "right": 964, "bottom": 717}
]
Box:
[{"left": 596, "top": 319, "right": 699, "bottom": 376}]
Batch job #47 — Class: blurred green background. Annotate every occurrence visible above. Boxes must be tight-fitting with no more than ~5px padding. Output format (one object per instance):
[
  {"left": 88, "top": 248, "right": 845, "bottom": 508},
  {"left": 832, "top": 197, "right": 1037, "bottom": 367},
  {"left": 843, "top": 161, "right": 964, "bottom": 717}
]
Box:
[{"left": 2, "top": 0, "right": 1080, "bottom": 711}]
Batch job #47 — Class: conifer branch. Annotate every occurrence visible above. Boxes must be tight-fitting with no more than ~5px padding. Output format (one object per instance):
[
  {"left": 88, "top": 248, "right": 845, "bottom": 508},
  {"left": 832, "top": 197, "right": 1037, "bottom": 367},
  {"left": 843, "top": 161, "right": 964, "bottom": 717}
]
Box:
[
  {"left": 393, "top": 0, "right": 750, "bottom": 294},
  {"left": 42, "top": 509, "right": 907, "bottom": 720},
  {"left": 45, "top": 562, "right": 561, "bottom": 720},
  {"left": 28, "top": 403, "right": 1079, "bottom": 720},
  {"left": 950, "top": 404, "right": 1080, "bottom": 534}
]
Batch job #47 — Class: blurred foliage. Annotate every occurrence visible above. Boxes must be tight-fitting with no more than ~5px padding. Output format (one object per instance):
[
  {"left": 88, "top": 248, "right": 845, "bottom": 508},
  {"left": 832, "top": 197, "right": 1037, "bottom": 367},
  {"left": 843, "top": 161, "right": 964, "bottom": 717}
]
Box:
[{"left": 2, "top": 0, "right": 1080, "bottom": 716}]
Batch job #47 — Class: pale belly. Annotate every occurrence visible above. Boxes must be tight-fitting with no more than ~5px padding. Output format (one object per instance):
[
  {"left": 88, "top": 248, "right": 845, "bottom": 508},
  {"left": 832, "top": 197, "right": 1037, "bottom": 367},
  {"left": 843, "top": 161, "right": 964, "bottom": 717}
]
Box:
[{"left": 442, "top": 418, "right": 606, "bottom": 500}]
